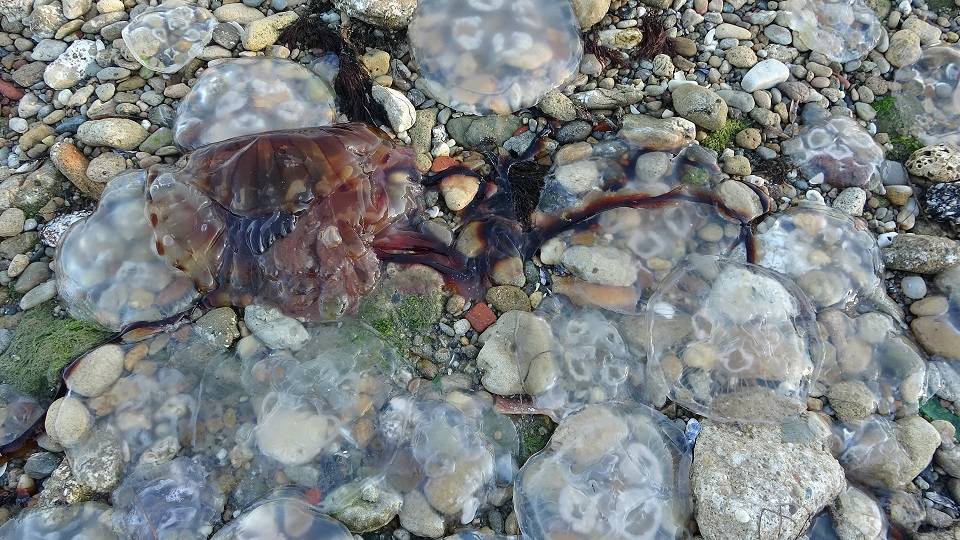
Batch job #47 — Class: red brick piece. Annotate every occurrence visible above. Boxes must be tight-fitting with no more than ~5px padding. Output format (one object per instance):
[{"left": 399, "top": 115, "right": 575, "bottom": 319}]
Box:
[{"left": 465, "top": 302, "right": 497, "bottom": 332}]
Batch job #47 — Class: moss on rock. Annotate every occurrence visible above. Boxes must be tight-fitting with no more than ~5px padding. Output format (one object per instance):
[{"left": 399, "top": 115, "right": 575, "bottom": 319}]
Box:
[
  {"left": 0, "top": 303, "right": 112, "bottom": 399},
  {"left": 358, "top": 264, "right": 444, "bottom": 352}
]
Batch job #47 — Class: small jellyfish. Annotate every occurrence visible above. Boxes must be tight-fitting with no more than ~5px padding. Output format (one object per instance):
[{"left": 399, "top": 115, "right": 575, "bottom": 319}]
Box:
[
  {"left": 515, "top": 402, "right": 692, "bottom": 540},
  {"left": 531, "top": 139, "right": 750, "bottom": 314},
  {"left": 646, "top": 255, "right": 824, "bottom": 423},
  {"left": 782, "top": 115, "right": 885, "bottom": 189},
  {"left": 112, "top": 457, "right": 225, "bottom": 540},
  {"left": 146, "top": 123, "right": 421, "bottom": 321},
  {"left": 122, "top": 1, "right": 216, "bottom": 73},
  {"left": 0, "top": 502, "right": 118, "bottom": 540},
  {"left": 781, "top": 0, "right": 882, "bottom": 63},
  {"left": 378, "top": 389, "right": 518, "bottom": 528},
  {"left": 476, "top": 297, "right": 633, "bottom": 420},
  {"left": 174, "top": 58, "right": 339, "bottom": 150},
  {"left": 895, "top": 46, "right": 960, "bottom": 145},
  {"left": 55, "top": 171, "right": 199, "bottom": 331},
  {"left": 408, "top": 0, "right": 583, "bottom": 115},
  {"left": 754, "top": 202, "right": 883, "bottom": 309},
  {"left": 0, "top": 384, "right": 44, "bottom": 452},
  {"left": 444, "top": 532, "right": 518, "bottom": 540},
  {"left": 210, "top": 492, "right": 353, "bottom": 540}
]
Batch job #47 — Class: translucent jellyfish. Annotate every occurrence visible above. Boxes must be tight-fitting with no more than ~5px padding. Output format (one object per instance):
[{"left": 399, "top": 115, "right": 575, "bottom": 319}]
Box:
[
  {"left": 55, "top": 171, "right": 199, "bottom": 331},
  {"left": 195, "top": 320, "right": 407, "bottom": 510},
  {"left": 782, "top": 115, "right": 885, "bottom": 188},
  {"left": 835, "top": 416, "right": 916, "bottom": 489},
  {"left": 380, "top": 389, "right": 518, "bottom": 527},
  {"left": 408, "top": 0, "right": 583, "bottom": 115},
  {"left": 817, "top": 308, "right": 928, "bottom": 415},
  {"left": 755, "top": 203, "right": 883, "bottom": 309},
  {"left": 895, "top": 46, "right": 960, "bottom": 145},
  {"left": 210, "top": 492, "right": 352, "bottom": 540},
  {"left": 532, "top": 140, "right": 750, "bottom": 315},
  {"left": 111, "top": 457, "right": 225, "bottom": 540},
  {"left": 476, "top": 297, "right": 633, "bottom": 420},
  {"left": 0, "top": 502, "right": 117, "bottom": 540},
  {"left": 781, "top": 0, "right": 882, "bottom": 63},
  {"left": 0, "top": 384, "right": 44, "bottom": 451},
  {"left": 646, "top": 255, "right": 824, "bottom": 423},
  {"left": 515, "top": 402, "right": 691, "bottom": 539},
  {"left": 122, "top": 1, "right": 216, "bottom": 73},
  {"left": 145, "top": 123, "right": 421, "bottom": 321},
  {"left": 174, "top": 58, "right": 338, "bottom": 150},
  {"left": 444, "top": 532, "right": 518, "bottom": 540}
]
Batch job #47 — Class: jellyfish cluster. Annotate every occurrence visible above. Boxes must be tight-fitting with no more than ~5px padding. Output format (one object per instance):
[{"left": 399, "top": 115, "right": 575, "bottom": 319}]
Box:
[
  {"left": 895, "top": 46, "right": 960, "bottom": 145},
  {"left": 409, "top": 0, "right": 583, "bottom": 115},
  {"left": 782, "top": 115, "right": 886, "bottom": 189}
]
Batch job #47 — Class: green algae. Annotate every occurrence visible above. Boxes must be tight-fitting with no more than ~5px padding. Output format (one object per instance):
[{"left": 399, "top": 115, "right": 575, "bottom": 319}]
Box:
[
  {"left": 0, "top": 302, "right": 112, "bottom": 399},
  {"left": 514, "top": 414, "right": 555, "bottom": 465},
  {"left": 358, "top": 266, "right": 444, "bottom": 353},
  {"left": 921, "top": 398, "right": 960, "bottom": 442},
  {"left": 702, "top": 119, "right": 749, "bottom": 153}
]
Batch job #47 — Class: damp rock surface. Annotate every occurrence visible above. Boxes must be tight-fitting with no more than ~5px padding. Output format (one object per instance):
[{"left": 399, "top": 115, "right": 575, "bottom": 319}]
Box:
[
  {"left": 174, "top": 58, "right": 338, "bottom": 150},
  {"left": 408, "top": 0, "right": 583, "bottom": 115}
]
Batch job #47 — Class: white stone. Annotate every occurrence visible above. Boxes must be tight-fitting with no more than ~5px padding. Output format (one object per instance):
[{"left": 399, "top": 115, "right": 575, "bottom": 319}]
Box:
[
  {"left": 244, "top": 304, "right": 309, "bottom": 351},
  {"left": 372, "top": 85, "right": 416, "bottom": 133},
  {"left": 66, "top": 344, "right": 124, "bottom": 397},
  {"left": 332, "top": 0, "right": 417, "bottom": 29},
  {"left": 43, "top": 39, "right": 100, "bottom": 90},
  {"left": 45, "top": 396, "right": 93, "bottom": 448},
  {"left": 561, "top": 245, "right": 637, "bottom": 287},
  {"left": 741, "top": 59, "right": 790, "bottom": 93}
]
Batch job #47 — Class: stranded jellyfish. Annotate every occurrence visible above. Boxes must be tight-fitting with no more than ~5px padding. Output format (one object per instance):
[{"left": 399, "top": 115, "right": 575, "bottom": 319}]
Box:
[
  {"left": 780, "top": 0, "right": 882, "bottom": 64},
  {"left": 122, "top": 1, "right": 216, "bottom": 73},
  {"left": 515, "top": 402, "right": 692, "bottom": 539},
  {"left": 146, "top": 123, "right": 422, "bottom": 321},
  {"left": 530, "top": 138, "right": 757, "bottom": 314},
  {"left": 646, "top": 255, "right": 824, "bottom": 423},
  {"left": 55, "top": 171, "right": 199, "bottom": 331},
  {"left": 174, "top": 58, "right": 339, "bottom": 150},
  {"left": 210, "top": 492, "right": 352, "bottom": 540},
  {"left": 0, "top": 384, "right": 44, "bottom": 452},
  {"left": 408, "top": 0, "right": 583, "bottom": 115},
  {"left": 754, "top": 203, "right": 883, "bottom": 309},
  {"left": 782, "top": 115, "right": 886, "bottom": 189},
  {"left": 0, "top": 502, "right": 118, "bottom": 540},
  {"left": 895, "top": 46, "right": 960, "bottom": 145}
]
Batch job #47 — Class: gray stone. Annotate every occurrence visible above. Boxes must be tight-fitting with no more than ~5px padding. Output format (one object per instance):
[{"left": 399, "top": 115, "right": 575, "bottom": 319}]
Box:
[
  {"left": 24, "top": 452, "right": 62, "bottom": 479},
  {"left": 13, "top": 261, "right": 50, "bottom": 293},
  {"left": 244, "top": 304, "right": 309, "bottom": 351},
  {"left": 882, "top": 234, "right": 960, "bottom": 274},
  {"left": 19, "top": 280, "right": 57, "bottom": 310},
  {"left": 671, "top": 84, "right": 728, "bottom": 131},
  {"left": 77, "top": 119, "right": 148, "bottom": 150},
  {"left": 446, "top": 115, "right": 522, "bottom": 148}
]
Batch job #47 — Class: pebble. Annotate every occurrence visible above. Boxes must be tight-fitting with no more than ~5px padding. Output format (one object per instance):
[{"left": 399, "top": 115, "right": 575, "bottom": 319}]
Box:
[
  {"left": 741, "top": 59, "right": 790, "bottom": 92},
  {"left": 244, "top": 304, "right": 309, "bottom": 351},
  {"left": 671, "top": 84, "right": 728, "bottom": 131},
  {"left": 439, "top": 174, "right": 479, "bottom": 212},
  {"left": 44, "top": 396, "right": 92, "bottom": 448},
  {"left": 902, "top": 276, "right": 928, "bottom": 300},
  {"left": 77, "top": 119, "right": 148, "bottom": 150},
  {"left": 19, "top": 281, "right": 57, "bottom": 310},
  {"left": 882, "top": 234, "right": 960, "bottom": 274},
  {"left": 832, "top": 187, "right": 867, "bottom": 216},
  {"left": 65, "top": 344, "right": 124, "bottom": 398},
  {"left": 372, "top": 85, "right": 416, "bottom": 133},
  {"left": 242, "top": 11, "right": 298, "bottom": 51},
  {"left": 0, "top": 208, "right": 25, "bottom": 237}
]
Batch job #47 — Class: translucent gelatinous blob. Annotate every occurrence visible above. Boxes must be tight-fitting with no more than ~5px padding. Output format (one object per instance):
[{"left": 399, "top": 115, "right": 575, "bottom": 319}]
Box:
[
  {"left": 781, "top": 0, "right": 882, "bottom": 63},
  {"left": 210, "top": 493, "right": 352, "bottom": 540},
  {"left": 122, "top": 1, "right": 216, "bottom": 73},
  {"left": 196, "top": 320, "right": 406, "bottom": 506},
  {"left": 477, "top": 298, "right": 633, "bottom": 420},
  {"left": 174, "top": 58, "right": 338, "bottom": 150},
  {"left": 647, "top": 255, "right": 824, "bottom": 423},
  {"left": 515, "top": 402, "right": 691, "bottom": 540},
  {"left": 408, "top": 0, "right": 583, "bottom": 115},
  {"left": 755, "top": 203, "right": 883, "bottom": 309},
  {"left": 818, "top": 307, "right": 928, "bottom": 413},
  {"left": 0, "top": 502, "right": 117, "bottom": 540},
  {"left": 444, "top": 532, "right": 518, "bottom": 540},
  {"left": 380, "top": 388, "right": 518, "bottom": 525},
  {"left": 0, "top": 384, "right": 44, "bottom": 450},
  {"left": 111, "top": 457, "right": 225, "bottom": 540},
  {"left": 782, "top": 115, "right": 885, "bottom": 188},
  {"left": 55, "top": 171, "right": 199, "bottom": 330},
  {"left": 533, "top": 140, "right": 747, "bottom": 314},
  {"left": 895, "top": 46, "right": 960, "bottom": 145},
  {"left": 146, "top": 123, "right": 421, "bottom": 321}
]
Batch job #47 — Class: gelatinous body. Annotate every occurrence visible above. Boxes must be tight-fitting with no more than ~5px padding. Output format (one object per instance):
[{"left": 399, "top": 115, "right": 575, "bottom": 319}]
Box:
[
  {"left": 122, "top": 1, "right": 216, "bottom": 73},
  {"left": 210, "top": 493, "right": 352, "bottom": 540},
  {"left": 0, "top": 502, "right": 117, "bottom": 540},
  {"left": 174, "top": 58, "right": 338, "bottom": 150},
  {"left": 647, "top": 256, "right": 823, "bottom": 423},
  {"left": 382, "top": 389, "right": 518, "bottom": 525},
  {"left": 146, "top": 123, "right": 421, "bottom": 321},
  {"left": 755, "top": 203, "right": 883, "bottom": 309},
  {"left": 818, "top": 308, "right": 928, "bottom": 414},
  {"left": 781, "top": 0, "right": 881, "bottom": 63},
  {"left": 782, "top": 116, "right": 885, "bottom": 188},
  {"left": 409, "top": 0, "right": 583, "bottom": 115},
  {"left": 532, "top": 140, "right": 749, "bottom": 314},
  {"left": 515, "top": 402, "right": 691, "bottom": 539},
  {"left": 55, "top": 171, "right": 198, "bottom": 330},
  {"left": 111, "top": 457, "right": 225, "bottom": 540},
  {"left": 0, "top": 384, "right": 44, "bottom": 451},
  {"left": 895, "top": 46, "right": 960, "bottom": 145}
]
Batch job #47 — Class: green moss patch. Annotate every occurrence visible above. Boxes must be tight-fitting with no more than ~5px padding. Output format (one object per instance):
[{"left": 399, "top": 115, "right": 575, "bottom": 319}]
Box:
[
  {"left": 514, "top": 414, "right": 555, "bottom": 465},
  {"left": 358, "top": 266, "right": 444, "bottom": 352},
  {"left": 702, "top": 119, "right": 749, "bottom": 153},
  {"left": 0, "top": 303, "right": 111, "bottom": 399}
]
